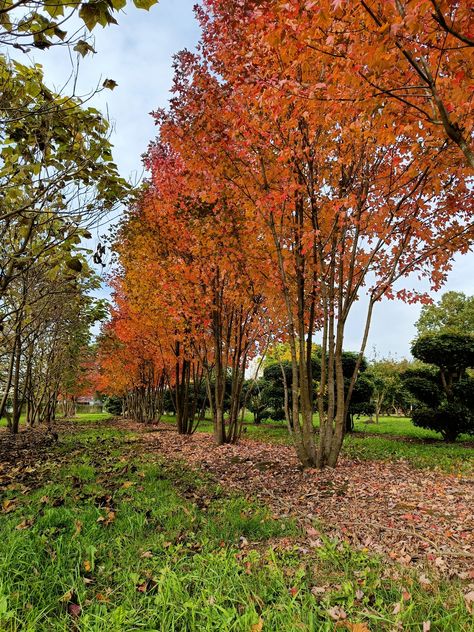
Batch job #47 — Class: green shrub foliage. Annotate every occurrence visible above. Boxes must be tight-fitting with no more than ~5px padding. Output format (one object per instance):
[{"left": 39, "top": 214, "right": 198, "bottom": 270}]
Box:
[{"left": 404, "top": 334, "right": 474, "bottom": 441}]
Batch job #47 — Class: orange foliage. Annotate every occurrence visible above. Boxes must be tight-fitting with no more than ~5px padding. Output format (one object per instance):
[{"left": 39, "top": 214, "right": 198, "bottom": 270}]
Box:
[{"left": 99, "top": 0, "right": 473, "bottom": 465}]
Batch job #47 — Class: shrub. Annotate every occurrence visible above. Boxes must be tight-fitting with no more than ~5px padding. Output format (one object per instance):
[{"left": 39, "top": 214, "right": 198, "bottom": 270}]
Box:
[{"left": 404, "top": 333, "right": 474, "bottom": 441}]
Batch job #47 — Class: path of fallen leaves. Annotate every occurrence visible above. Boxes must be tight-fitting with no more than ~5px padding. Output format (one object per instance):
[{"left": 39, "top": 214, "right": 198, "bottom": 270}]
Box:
[{"left": 136, "top": 424, "right": 474, "bottom": 578}]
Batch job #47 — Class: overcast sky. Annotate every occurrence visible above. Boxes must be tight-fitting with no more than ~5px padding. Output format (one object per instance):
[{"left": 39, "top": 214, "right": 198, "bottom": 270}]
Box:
[{"left": 18, "top": 1, "right": 474, "bottom": 359}]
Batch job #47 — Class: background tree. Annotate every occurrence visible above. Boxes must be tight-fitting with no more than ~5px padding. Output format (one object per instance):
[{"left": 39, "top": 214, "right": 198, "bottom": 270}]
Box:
[
  {"left": 366, "top": 358, "right": 414, "bottom": 422},
  {"left": 403, "top": 333, "right": 474, "bottom": 441},
  {"left": 243, "top": 377, "right": 271, "bottom": 424},
  {"left": 345, "top": 375, "right": 375, "bottom": 433},
  {"left": 0, "top": 0, "right": 157, "bottom": 50},
  {"left": 0, "top": 252, "right": 104, "bottom": 432},
  {"left": 416, "top": 291, "right": 474, "bottom": 335}
]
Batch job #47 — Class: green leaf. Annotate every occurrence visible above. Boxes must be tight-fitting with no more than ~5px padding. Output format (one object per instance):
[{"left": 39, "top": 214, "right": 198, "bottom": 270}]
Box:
[
  {"left": 66, "top": 258, "right": 83, "bottom": 273},
  {"left": 133, "top": 0, "right": 157, "bottom": 9},
  {"left": 78, "top": 3, "right": 101, "bottom": 31}
]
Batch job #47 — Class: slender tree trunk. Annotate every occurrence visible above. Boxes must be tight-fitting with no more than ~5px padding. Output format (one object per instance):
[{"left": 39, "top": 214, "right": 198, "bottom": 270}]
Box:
[{"left": 11, "top": 339, "right": 22, "bottom": 434}]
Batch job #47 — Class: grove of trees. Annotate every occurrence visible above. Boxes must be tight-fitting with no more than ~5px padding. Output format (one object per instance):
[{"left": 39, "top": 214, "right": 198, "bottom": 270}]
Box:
[
  {"left": 1, "top": 0, "right": 472, "bottom": 466},
  {"left": 0, "top": 0, "right": 158, "bottom": 431},
  {"left": 96, "top": 1, "right": 474, "bottom": 468}
]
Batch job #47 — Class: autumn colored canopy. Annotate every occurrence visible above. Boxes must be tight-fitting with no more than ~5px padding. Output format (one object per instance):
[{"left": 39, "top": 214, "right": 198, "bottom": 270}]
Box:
[{"left": 100, "top": 0, "right": 473, "bottom": 468}]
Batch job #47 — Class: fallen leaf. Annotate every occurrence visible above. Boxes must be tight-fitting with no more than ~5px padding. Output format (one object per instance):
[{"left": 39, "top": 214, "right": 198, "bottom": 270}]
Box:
[
  {"left": 340, "top": 624, "right": 371, "bottom": 632},
  {"left": 136, "top": 578, "right": 158, "bottom": 593},
  {"left": 464, "top": 590, "right": 474, "bottom": 614},
  {"left": 73, "top": 520, "right": 82, "bottom": 537},
  {"left": 423, "top": 622, "right": 431, "bottom": 632},
  {"left": 16, "top": 518, "right": 33, "bottom": 530},
  {"left": 251, "top": 618, "right": 264, "bottom": 632},
  {"left": 419, "top": 574, "right": 431, "bottom": 587},
  {"left": 67, "top": 603, "right": 81, "bottom": 618},
  {"left": 83, "top": 560, "right": 91, "bottom": 572},
  {"left": 2, "top": 499, "right": 16, "bottom": 513},
  {"left": 60, "top": 589, "right": 74, "bottom": 603},
  {"left": 95, "top": 593, "right": 110, "bottom": 603},
  {"left": 328, "top": 606, "right": 347, "bottom": 621},
  {"left": 311, "top": 586, "right": 326, "bottom": 596}
]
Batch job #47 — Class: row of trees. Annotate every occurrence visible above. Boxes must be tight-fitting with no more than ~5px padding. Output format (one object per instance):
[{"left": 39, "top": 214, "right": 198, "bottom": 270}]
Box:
[
  {"left": 0, "top": 0, "right": 159, "bottom": 431},
  {"left": 98, "top": 1, "right": 473, "bottom": 468},
  {"left": 99, "top": 292, "right": 474, "bottom": 443}
]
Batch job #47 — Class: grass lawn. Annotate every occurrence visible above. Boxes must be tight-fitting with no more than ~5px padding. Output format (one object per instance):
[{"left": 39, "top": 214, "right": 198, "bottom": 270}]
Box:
[
  {"left": 0, "top": 412, "right": 113, "bottom": 428},
  {"left": 0, "top": 427, "right": 472, "bottom": 631}
]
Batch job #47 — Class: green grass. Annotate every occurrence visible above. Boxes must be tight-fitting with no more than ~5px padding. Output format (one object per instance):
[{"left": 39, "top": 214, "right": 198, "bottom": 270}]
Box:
[
  {"left": 69, "top": 412, "right": 114, "bottom": 424},
  {"left": 0, "top": 412, "right": 113, "bottom": 427},
  {"left": 0, "top": 428, "right": 472, "bottom": 631},
  {"left": 352, "top": 415, "right": 473, "bottom": 441},
  {"left": 343, "top": 435, "right": 474, "bottom": 473}
]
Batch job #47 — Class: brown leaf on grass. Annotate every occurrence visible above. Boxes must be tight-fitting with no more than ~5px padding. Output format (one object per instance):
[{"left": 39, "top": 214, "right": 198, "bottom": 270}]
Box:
[
  {"left": 2, "top": 499, "right": 16, "bottom": 513},
  {"left": 464, "top": 590, "right": 474, "bottom": 614},
  {"left": 251, "top": 618, "right": 264, "bottom": 632},
  {"left": 305, "top": 525, "right": 319, "bottom": 537},
  {"left": 67, "top": 603, "right": 81, "bottom": 618},
  {"left": 136, "top": 578, "right": 158, "bottom": 593},
  {"left": 95, "top": 592, "right": 110, "bottom": 603},
  {"left": 310, "top": 586, "right": 326, "bottom": 596},
  {"left": 122, "top": 481, "right": 134, "bottom": 489},
  {"left": 140, "top": 550, "right": 153, "bottom": 559},
  {"left": 83, "top": 560, "right": 91, "bottom": 572},
  {"left": 336, "top": 623, "right": 371, "bottom": 632},
  {"left": 73, "top": 520, "right": 82, "bottom": 537},
  {"left": 60, "top": 589, "right": 74, "bottom": 603},
  {"left": 15, "top": 518, "right": 33, "bottom": 530},
  {"left": 419, "top": 574, "right": 431, "bottom": 586},
  {"left": 328, "top": 606, "right": 347, "bottom": 621},
  {"left": 97, "top": 510, "right": 115, "bottom": 526}
]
